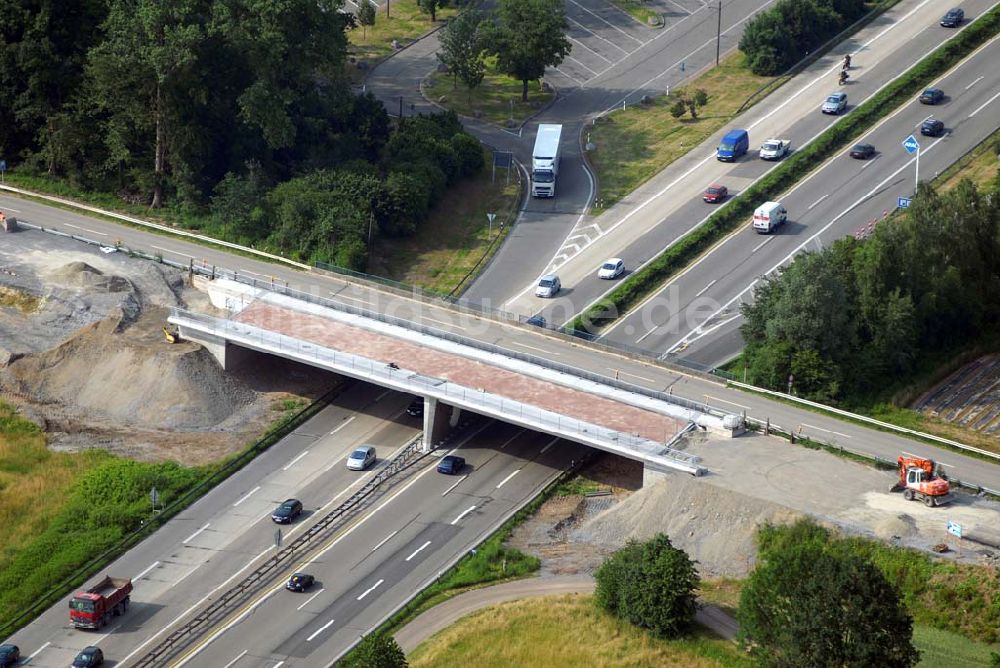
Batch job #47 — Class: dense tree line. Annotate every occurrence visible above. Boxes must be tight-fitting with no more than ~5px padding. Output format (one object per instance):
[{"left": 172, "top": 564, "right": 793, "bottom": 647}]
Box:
[
  {"left": 740, "top": 177, "right": 1000, "bottom": 403},
  {"left": 0, "top": 0, "right": 483, "bottom": 268},
  {"left": 739, "top": 0, "right": 869, "bottom": 75}
]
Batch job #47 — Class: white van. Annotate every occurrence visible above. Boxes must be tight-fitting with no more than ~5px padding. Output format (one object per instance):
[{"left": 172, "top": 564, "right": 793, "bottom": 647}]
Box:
[{"left": 752, "top": 201, "right": 787, "bottom": 234}]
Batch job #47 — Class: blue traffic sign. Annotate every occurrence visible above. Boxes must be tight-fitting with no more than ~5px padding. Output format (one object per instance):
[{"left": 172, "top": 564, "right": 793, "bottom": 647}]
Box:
[
  {"left": 0, "top": 160, "right": 6, "bottom": 172},
  {"left": 902, "top": 135, "right": 919, "bottom": 154},
  {"left": 947, "top": 521, "right": 962, "bottom": 538},
  {"left": 897, "top": 197, "right": 912, "bottom": 209}
]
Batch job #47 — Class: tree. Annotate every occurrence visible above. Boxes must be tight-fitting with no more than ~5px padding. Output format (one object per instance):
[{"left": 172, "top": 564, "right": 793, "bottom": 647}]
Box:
[
  {"left": 594, "top": 533, "right": 700, "bottom": 638},
  {"left": 340, "top": 633, "right": 407, "bottom": 668},
  {"left": 489, "top": 0, "right": 571, "bottom": 101},
  {"left": 358, "top": 0, "right": 376, "bottom": 39},
  {"left": 669, "top": 88, "right": 708, "bottom": 119},
  {"left": 437, "top": 11, "right": 487, "bottom": 96},
  {"left": 417, "top": 0, "right": 445, "bottom": 22},
  {"left": 739, "top": 533, "right": 920, "bottom": 667}
]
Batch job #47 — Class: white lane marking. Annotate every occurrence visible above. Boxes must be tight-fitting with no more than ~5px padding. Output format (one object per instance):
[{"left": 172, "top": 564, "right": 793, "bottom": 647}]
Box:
[
  {"left": 64, "top": 222, "right": 107, "bottom": 236},
  {"left": 297, "top": 588, "right": 326, "bottom": 611},
  {"left": 496, "top": 470, "right": 521, "bottom": 489},
  {"left": 423, "top": 316, "right": 465, "bottom": 330},
  {"left": 695, "top": 279, "right": 717, "bottom": 298},
  {"left": 151, "top": 244, "right": 193, "bottom": 258},
  {"left": 371, "top": 530, "right": 399, "bottom": 552},
  {"left": 406, "top": 540, "right": 432, "bottom": 562},
  {"left": 273, "top": 662, "right": 285, "bottom": 668},
  {"left": 567, "top": 0, "right": 644, "bottom": 45},
  {"left": 670, "top": 132, "right": 951, "bottom": 352},
  {"left": 233, "top": 486, "right": 261, "bottom": 506},
  {"left": 704, "top": 395, "right": 750, "bottom": 410},
  {"left": 965, "top": 75, "right": 984, "bottom": 89},
  {"left": 565, "top": 54, "right": 599, "bottom": 76},
  {"left": 540, "top": 437, "right": 560, "bottom": 454},
  {"left": 808, "top": 194, "right": 829, "bottom": 210},
  {"left": 499, "top": 430, "right": 526, "bottom": 449},
  {"left": 442, "top": 475, "right": 468, "bottom": 496},
  {"left": 375, "top": 389, "right": 392, "bottom": 401},
  {"left": 901, "top": 450, "right": 952, "bottom": 468},
  {"left": 1, "top": 207, "right": 21, "bottom": 213},
  {"left": 182, "top": 523, "right": 211, "bottom": 544},
  {"left": 751, "top": 237, "right": 774, "bottom": 253},
  {"left": 330, "top": 415, "right": 355, "bottom": 434},
  {"left": 451, "top": 505, "right": 477, "bottom": 525},
  {"left": 567, "top": 17, "right": 630, "bottom": 55},
  {"left": 222, "top": 649, "right": 248, "bottom": 668},
  {"left": 170, "top": 562, "right": 203, "bottom": 588},
  {"left": 90, "top": 625, "right": 121, "bottom": 646},
  {"left": 636, "top": 325, "right": 659, "bottom": 343},
  {"left": 508, "top": 340, "right": 558, "bottom": 354},
  {"left": 27, "top": 642, "right": 51, "bottom": 659},
  {"left": 134, "top": 560, "right": 160, "bottom": 581},
  {"left": 356, "top": 578, "right": 385, "bottom": 601},
  {"left": 282, "top": 450, "right": 310, "bottom": 471},
  {"left": 306, "top": 619, "right": 335, "bottom": 641},
  {"left": 613, "top": 369, "right": 656, "bottom": 383},
  {"left": 801, "top": 423, "right": 852, "bottom": 439},
  {"left": 969, "top": 89, "right": 1000, "bottom": 117}
]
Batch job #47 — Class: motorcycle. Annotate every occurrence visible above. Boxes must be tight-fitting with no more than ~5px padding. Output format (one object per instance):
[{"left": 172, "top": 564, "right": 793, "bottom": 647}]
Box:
[
  {"left": 843, "top": 54, "right": 852, "bottom": 69},
  {"left": 839, "top": 71, "right": 850, "bottom": 85}
]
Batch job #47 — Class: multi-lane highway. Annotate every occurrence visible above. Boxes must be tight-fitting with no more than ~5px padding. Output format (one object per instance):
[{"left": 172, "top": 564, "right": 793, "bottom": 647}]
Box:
[
  {"left": 490, "top": 0, "right": 998, "bottom": 319},
  {"left": 606, "top": 34, "right": 1000, "bottom": 366}
]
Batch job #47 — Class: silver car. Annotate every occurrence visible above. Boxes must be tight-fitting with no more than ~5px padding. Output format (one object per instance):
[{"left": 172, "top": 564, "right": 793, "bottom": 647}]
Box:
[
  {"left": 347, "top": 445, "right": 377, "bottom": 470},
  {"left": 535, "top": 274, "right": 561, "bottom": 298},
  {"left": 822, "top": 91, "right": 847, "bottom": 114}
]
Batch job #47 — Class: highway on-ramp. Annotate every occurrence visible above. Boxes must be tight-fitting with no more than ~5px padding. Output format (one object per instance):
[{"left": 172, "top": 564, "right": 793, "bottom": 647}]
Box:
[{"left": 602, "top": 33, "right": 1000, "bottom": 367}]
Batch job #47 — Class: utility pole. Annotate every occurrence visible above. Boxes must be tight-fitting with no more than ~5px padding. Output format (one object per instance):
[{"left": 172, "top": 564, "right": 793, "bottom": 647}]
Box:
[{"left": 716, "top": 0, "right": 723, "bottom": 66}]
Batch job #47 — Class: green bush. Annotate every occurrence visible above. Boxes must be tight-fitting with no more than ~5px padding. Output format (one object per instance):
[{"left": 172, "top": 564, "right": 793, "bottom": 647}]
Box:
[{"left": 569, "top": 3, "right": 1000, "bottom": 334}]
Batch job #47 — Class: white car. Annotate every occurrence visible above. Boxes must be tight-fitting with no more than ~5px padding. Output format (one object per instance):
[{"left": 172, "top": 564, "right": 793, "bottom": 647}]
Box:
[
  {"left": 597, "top": 258, "right": 625, "bottom": 279},
  {"left": 346, "top": 445, "right": 377, "bottom": 470},
  {"left": 535, "top": 274, "right": 561, "bottom": 298}
]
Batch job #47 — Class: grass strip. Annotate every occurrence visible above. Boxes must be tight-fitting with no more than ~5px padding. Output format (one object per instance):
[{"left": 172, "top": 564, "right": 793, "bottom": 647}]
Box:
[{"left": 568, "top": 5, "right": 1000, "bottom": 333}]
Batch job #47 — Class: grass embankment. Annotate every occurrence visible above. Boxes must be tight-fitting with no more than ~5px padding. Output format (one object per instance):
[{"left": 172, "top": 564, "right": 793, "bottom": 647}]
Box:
[
  {"left": 587, "top": 51, "right": 776, "bottom": 212},
  {"left": 408, "top": 594, "right": 749, "bottom": 668},
  {"left": 423, "top": 59, "right": 555, "bottom": 126},
  {"left": 936, "top": 128, "right": 1000, "bottom": 191},
  {"left": 569, "top": 4, "right": 1000, "bottom": 333},
  {"left": 369, "top": 148, "right": 521, "bottom": 294},
  {"left": 348, "top": 0, "right": 458, "bottom": 71}
]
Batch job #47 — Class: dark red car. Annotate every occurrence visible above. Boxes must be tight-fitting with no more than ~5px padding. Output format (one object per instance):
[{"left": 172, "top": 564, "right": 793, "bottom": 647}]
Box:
[{"left": 703, "top": 184, "right": 728, "bottom": 203}]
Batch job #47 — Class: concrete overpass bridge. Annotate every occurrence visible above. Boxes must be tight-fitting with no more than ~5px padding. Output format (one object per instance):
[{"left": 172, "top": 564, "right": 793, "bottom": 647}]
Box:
[{"left": 172, "top": 278, "right": 744, "bottom": 481}]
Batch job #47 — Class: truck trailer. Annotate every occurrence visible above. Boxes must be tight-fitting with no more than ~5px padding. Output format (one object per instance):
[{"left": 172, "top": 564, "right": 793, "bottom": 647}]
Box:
[
  {"left": 69, "top": 575, "right": 133, "bottom": 629},
  {"left": 531, "top": 124, "right": 563, "bottom": 197}
]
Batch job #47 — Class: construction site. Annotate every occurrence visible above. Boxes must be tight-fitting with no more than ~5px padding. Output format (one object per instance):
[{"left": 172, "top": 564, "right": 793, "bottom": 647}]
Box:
[{"left": 2, "top": 229, "right": 1000, "bottom": 577}]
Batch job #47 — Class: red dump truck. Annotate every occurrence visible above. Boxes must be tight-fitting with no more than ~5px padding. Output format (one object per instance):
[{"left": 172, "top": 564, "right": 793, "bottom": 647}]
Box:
[{"left": 69, "top": 576, "right": 133, "bottom": 629}]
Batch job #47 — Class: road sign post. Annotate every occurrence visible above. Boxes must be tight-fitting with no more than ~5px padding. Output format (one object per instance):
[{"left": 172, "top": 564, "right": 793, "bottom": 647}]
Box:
[
  {"left": 902, "top": 135, "right": 920, "bottom": 190},
  {"left": 0, "top": 159, "right": 6, "bottom": 183},
  {"left": 897, "top": 197, "right": 911, "bottom": 209}
]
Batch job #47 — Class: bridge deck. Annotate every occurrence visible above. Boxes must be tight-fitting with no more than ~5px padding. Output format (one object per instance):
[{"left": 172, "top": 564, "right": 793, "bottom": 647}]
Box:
[{"left": 235, "top": 300, "right": 689, "bottom": 444}]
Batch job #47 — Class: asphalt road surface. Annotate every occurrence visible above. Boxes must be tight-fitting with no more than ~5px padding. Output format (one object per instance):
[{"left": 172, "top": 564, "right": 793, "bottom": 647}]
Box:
[
  {"left": 623, "top": 34, "right": 1000, "bottom": 367},
  {"left": 492, "top": 0, "right": 998, "bottom": 318},
  {"left": 5, "top": 384, "right": 423, "bottom": 667}
]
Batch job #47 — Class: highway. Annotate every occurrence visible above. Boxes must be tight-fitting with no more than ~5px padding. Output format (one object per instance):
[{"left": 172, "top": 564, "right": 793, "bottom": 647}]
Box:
[
  {"left": 4, "top": 384, "right": 424, "bottom": 667},
  {"left": 604, "top": 33, "right": 1000, "bottom": 366},
  {"left": 175, "top": 425, "right": 573, "bottom": 667},
  {"left": 491, "top": 0, "right": 999, "bottom": 319}
]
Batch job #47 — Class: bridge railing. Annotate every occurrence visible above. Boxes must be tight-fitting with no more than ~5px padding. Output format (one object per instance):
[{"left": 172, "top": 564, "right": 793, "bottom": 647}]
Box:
[{"left": 172, "top": 309, "right": 704, "bottom": 473}]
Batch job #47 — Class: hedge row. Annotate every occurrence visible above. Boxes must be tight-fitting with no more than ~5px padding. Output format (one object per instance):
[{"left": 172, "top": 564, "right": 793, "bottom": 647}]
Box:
[{"left": 568, "top": 4, "right": 1000, "bottom": 334}]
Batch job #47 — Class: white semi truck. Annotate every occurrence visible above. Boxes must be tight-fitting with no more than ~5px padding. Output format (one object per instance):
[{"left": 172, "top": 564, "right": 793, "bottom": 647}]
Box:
[{"left": 531, "top": 124, "right": 562, "bottom": 197}]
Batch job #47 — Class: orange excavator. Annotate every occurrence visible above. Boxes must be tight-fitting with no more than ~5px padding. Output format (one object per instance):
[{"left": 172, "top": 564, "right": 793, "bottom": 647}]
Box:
[{"left": 891, "top": 456, "right": 953, "bottom": 507}]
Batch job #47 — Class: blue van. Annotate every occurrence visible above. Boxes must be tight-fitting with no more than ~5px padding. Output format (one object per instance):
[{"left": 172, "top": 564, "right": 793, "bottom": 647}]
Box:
[{"left": 717, "top": 128, "right": 749, "bottom": 161}]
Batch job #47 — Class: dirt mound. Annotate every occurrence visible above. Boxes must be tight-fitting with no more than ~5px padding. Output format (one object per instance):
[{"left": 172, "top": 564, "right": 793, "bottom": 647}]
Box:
[
  {"left": 873, "top": 513, "right": 919, "bottom": 540},
  {"left": 571, "top": 475, "right": 803, "bottom": 577},
  {"left": 2, "top": 311, "right": 253, "bottom": 430},
  {"left": 48, "top": 262, "right": 132, "bottom": 293}
]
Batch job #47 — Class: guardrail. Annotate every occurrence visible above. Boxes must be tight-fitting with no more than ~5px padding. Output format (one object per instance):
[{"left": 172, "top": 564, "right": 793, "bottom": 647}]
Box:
[
  {"left": 172, "top": 309, "right": 705, "bottom": 474},
  {"left": 132, "top": 435, "right": 430, "bottom": 667},
  {"left": 729, "top": 380, "right": 1000, "bottom": 463}
]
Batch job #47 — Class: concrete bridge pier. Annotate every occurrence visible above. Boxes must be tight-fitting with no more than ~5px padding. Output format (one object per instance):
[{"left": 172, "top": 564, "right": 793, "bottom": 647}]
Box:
[
  {"left": 422, "top": 397, "right": 457, "bottom": 452},
  {"left": 179, "top": 328, "right": 254, "bottom": 370}
]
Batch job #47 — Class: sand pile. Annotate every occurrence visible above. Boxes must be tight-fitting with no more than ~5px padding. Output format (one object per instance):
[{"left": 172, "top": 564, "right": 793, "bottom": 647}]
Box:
[
  {"left": 2, "top": 311, "right": 253, "bottom": 430},
  {"left": 571, "top": 475, "right": 803, "bottom": 577}
]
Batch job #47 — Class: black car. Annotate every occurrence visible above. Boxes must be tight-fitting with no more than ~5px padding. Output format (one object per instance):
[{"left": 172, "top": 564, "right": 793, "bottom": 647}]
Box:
[
  {"left": 0, "top": 644, "right": 19, "bottom": 668},
  {"left": 921, "top": 118, "right": 945, "bottom": 137},
  {"left": 72, "top": 646, "right": 104, "bottom": 668},
  {"left": 437, "top": 455, "right": 466, "bottom": 475},
  {"left": 849, "top": 143, "right": 875, "bottom": 159},
  {"left": 940, "top": 7, "right": 964, "bottom": 27},
  {"left": 271, "top": 498, "right": 303, "bottom": 524},
  {"left": 406, "top": 398, "right": 424, "bottom": 417},
  {"left": 525, "top": 314, "right": 547, "bottom": 328},
  {"left": 919, "top": 88, "right": 944, "bottom": 105},
  {"left": 286, "top": 572, "right": 315, "bottom": 592}
]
